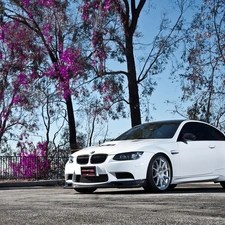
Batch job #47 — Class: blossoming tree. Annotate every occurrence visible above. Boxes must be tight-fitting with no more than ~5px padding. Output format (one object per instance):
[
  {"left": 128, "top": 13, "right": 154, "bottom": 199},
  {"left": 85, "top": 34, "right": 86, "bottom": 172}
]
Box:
[
  {"left": 0, "top": 0, "right": 87, "bottom": 151},
  {"left": 0, "top": 18, "right": 40, "bottom": 151}
]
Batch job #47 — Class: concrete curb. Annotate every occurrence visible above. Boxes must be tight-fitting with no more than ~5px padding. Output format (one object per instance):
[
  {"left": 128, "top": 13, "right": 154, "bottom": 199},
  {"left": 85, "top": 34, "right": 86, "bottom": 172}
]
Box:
[{"left": 0, "top": 179, "right": 65, "bottom": 188}]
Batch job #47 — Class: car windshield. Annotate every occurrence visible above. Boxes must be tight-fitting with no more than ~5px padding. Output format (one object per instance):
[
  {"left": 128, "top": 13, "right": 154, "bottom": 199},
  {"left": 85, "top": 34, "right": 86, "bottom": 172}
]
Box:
[{"left": 115, "top": 121, "right": 182, "bottom": 140}]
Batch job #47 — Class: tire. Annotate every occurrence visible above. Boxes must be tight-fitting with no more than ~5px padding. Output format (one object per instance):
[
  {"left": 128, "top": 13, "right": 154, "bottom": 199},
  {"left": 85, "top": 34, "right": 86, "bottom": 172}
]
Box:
[
  {"left": 74, "top": 188, "right": 97, "bottom": 193},
  {"left": 220, "top": 182, "right": 225, "bottom": 189},
  {"left": 144, "top": 154, "right": 172, "bottom": 193}
]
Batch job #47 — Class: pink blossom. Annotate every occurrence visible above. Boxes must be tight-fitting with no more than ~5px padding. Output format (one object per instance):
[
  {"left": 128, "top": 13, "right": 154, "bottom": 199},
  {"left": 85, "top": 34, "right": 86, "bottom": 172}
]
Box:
[
  {"left": 106, "top": 95, "right": 112, "bottom": 101},
  {"left": 30, "top": 71, "right": 37, "bottom": 79},
  {"left": 18, "top": 73, "right": 28, "bottom": 86},
  {"left": 63, "top": 89, "right": 71, "bottom": 100},
  {"left": 12, "top": 95, "right": 21, "bottom": 104},
  {"left": 9, "top": 141, "right": 50, "bottom": 179},
  {"left": 22, "top": 0, "right": 30, "bottom": 6},
  {"left": 104, "top": 0, "right": 111, "bottom": 11},
  {"left": 38, "top": 0, "right": 55, "bottom": 7}
]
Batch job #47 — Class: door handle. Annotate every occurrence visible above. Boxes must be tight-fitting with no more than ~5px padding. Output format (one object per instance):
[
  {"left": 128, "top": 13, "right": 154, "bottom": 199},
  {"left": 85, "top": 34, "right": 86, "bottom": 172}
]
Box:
[
  {"left": 171, "top": 150, "right": 179, "bottom": 155},
  {"left": 208, "top": 145, "right": 215, "bottom": 149}
]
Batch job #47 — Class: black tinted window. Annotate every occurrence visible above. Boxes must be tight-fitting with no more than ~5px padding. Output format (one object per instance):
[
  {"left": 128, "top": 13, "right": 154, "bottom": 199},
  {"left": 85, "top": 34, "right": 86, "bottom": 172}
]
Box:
[
  {"left": 178, "top": 122, "right": 225, "bottom": 141},
  {"left": 115, "top": 122, "right": 181, "bottom": 140}
]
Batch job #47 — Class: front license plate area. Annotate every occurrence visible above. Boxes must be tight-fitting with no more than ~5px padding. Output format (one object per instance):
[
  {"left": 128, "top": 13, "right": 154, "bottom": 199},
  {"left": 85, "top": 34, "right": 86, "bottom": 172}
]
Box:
[{"left": 81, "top": 167, "right": 96, "bottom": 177}]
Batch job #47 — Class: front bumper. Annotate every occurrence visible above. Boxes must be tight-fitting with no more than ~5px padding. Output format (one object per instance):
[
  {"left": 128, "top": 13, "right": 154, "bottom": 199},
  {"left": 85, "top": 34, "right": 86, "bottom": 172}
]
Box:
[
  {"left": 71, "top": 179, "right": 146, "bottom": 189},
  {"left": 65, "top": 152, "right": 152, "bottom": 189}
]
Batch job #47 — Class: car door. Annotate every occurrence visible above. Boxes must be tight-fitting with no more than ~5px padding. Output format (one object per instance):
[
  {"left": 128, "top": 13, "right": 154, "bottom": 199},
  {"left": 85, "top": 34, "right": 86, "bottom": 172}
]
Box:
[{"left": 177, "top": 122, "right": 216, "bottom": 178}]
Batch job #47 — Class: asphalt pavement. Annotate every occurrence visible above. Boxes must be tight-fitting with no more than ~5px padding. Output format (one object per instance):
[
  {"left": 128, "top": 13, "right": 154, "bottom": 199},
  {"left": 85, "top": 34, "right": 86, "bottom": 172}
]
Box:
[
  {"left": 0, "top": 183, "right": 225, "bottom": 225},
  {"left": 0, "top": 179, "right": 64, "bottom": 188}
]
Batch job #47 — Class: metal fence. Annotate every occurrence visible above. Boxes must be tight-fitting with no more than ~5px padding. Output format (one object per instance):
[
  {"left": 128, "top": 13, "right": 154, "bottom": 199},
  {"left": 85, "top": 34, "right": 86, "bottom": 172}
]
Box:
[{"left": 0, "top": 155, "right": 69, "bottom": 180}]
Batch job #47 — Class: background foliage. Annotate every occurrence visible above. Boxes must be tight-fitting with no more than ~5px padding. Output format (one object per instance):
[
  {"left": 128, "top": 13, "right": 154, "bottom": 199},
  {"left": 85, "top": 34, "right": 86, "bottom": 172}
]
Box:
[{"left": 0, "top": 0, "right": 225, "bottom": 161}]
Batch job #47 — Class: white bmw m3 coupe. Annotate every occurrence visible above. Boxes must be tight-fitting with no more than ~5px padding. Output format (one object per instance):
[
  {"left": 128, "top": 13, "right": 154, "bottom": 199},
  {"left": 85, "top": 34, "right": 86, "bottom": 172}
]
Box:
[{"left": 64, "top": 120, "right": 225, "bottom": 193}]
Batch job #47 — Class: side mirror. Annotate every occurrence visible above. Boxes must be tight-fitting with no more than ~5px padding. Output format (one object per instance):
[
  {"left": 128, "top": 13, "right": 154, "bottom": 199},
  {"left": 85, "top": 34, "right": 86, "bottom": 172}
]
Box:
[{"left": 182, "top": 133, "right": 196, "bottom": 143}]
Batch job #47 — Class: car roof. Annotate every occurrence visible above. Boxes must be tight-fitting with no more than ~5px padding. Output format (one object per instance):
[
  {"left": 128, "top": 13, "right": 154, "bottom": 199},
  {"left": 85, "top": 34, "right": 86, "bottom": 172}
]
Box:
[
  {"left": 143, "top": 119, "right": 224, "bottom": 134},
  {"left": 139, "top": 119, "right": 185, "bottom": 126},
  {"left": 148, "top": 119, "right": 185, "bottom": 123}
]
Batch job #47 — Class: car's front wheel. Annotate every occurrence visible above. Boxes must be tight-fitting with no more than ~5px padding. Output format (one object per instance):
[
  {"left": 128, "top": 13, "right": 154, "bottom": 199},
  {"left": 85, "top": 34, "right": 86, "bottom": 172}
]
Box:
[
  {"left": 74, "top": 188, "right": 97, "bottom": 193},
  {"left": 144, "top": 154, "right": 172, "bottom": 193}
]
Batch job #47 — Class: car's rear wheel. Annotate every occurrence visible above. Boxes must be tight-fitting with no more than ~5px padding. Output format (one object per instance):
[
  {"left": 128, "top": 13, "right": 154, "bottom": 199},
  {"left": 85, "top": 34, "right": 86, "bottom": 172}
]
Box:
[
  {"left": 144, "top": 154, "right": 172, "bottom": 193},
  {"left": 220, "top": 182, "right": 225, "bottom": 188},
  {"left": 74, "top": 188, "right": 97, "bottom": 193}
]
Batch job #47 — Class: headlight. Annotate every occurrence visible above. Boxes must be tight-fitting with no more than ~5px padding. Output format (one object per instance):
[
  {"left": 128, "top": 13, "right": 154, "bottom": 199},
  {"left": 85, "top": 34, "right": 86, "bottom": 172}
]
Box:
[
  {"left": 113, "top": 152, "right": 143, "bottom": 161},
  {"left": 68, "top": 155, "right": 74, "bottom": 163}
]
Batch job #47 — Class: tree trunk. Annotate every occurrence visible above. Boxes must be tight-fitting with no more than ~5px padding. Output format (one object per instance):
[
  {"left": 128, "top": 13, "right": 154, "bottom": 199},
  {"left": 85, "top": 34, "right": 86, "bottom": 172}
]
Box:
[
  {"left": 126, "top": 36, "right": 141, "bottom": 127},
  {"left": 120, "top": 0, "right": 146, "bottom": 127},
  {"left": 66, "top": 95, "right": 78, "bottom": 152},
  {"left": 88, "top": 115, "right": 96, "bottom": 147}
]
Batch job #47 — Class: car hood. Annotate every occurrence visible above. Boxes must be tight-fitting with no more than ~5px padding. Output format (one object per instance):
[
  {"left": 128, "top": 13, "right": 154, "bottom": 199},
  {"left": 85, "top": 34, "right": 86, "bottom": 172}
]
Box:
[{"left": 72, "top": 139, "right": 174, "bottom": 156}]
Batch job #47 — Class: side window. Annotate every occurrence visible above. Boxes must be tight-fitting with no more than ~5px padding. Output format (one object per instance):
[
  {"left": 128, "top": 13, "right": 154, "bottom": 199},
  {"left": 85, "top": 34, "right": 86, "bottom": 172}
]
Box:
[
  {"left": 178, "top": 122, "right": 225, "bottom": 141},
  {"left": 178, "top": 122, "right": 203, "bottom": 141},
  {"left": 204, "top": 125, "right": 225, "bottom": 140}
]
